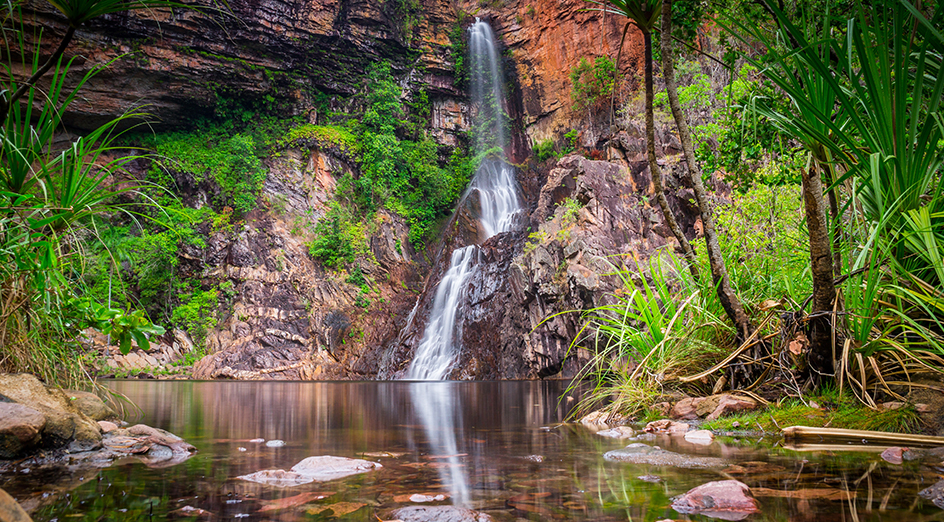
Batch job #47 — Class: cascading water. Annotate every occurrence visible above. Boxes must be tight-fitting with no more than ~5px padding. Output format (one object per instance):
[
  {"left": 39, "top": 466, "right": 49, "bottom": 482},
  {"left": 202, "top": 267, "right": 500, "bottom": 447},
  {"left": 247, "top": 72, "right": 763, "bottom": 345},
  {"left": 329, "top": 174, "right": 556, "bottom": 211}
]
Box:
[{"left": 405, "top": 19, "right": 521, "bottom": 380}]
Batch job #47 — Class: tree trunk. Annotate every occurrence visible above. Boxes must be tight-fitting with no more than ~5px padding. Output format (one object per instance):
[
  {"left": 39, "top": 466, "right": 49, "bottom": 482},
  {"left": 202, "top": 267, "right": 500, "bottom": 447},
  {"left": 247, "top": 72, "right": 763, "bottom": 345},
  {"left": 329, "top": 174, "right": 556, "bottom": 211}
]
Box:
[
  {"left": 660, "top": 0, "right": 755, "bottom": 351},
  {"left": 643, "top": 29, "right": 700, "bottom": 282},
  {"left": 802, "top": 161, "right": 837, "bottom": 379}
]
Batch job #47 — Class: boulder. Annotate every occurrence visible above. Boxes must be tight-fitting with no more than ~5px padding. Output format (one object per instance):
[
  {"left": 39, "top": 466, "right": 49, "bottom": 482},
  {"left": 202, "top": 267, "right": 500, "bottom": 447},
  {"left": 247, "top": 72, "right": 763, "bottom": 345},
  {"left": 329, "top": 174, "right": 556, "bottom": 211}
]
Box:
[
  {"left": 671, "top": 480, "right": 759, "bottom": 521},
  {"left": 0, "top": 374, "right": 103, "bottom": 455},
  {"left": 704, "top": 395, "right": 757, "bottom": 421},
  {"left": 644, "top": 419, "right": 690, "bottom": 434},
  {"left": 0, "top": 487, "right": 32, "bottom": 522},
  {"left": 63, "top": 391, "right": 116, "bottom": 421},
  {"left": 596, "top": 426, "right": 636, "bottom": 439},
  {"left": 684, "top": 430, "right": 715, "bottom": 445},
  {"left": 0, "top": 403, "right": 45, "bottom": 458},
  {"left": 671, "top": 397, "right": 703, "bottom": 420}
]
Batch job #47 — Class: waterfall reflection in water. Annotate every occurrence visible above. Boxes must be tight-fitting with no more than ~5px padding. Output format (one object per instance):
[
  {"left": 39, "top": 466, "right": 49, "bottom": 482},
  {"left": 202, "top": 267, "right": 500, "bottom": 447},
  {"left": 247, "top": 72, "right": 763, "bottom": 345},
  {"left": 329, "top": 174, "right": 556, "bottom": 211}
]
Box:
[
  {"left": 409, "top": 382, "right": 470, "bottom": 505},
  {"left": 9, "top": 380, "right": 944, "bottom": 522}
]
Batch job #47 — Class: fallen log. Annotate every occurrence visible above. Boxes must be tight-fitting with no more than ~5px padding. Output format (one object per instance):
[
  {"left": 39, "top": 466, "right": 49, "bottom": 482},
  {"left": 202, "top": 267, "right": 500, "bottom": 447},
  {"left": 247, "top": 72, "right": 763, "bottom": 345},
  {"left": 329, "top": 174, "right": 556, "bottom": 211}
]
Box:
[{"left": 782, "top": 426, "right": 944, "bottom": 448}]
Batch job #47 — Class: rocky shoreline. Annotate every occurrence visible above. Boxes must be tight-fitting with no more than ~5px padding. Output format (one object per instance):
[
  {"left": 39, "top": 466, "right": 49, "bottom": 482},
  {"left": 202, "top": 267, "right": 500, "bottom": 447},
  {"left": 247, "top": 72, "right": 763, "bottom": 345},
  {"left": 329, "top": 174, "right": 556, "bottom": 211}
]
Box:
[{"left": 0, "top": 373, "right": 196, "bottom": 473}]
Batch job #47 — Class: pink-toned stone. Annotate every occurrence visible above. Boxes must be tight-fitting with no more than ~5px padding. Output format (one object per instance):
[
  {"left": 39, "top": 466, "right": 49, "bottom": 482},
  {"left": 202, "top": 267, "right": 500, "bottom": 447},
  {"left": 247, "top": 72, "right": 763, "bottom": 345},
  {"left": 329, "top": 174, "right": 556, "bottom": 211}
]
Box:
[
  {"left": 881, "top": 446, "right": 907, "bottom": 465},
  {"left": 98, "top": 420, "right": 119, "bottom": 433},
  {"left": 705, "top": 395, "right": 758, "bottom": 421},
  {"left": 0, "top": 403, "right": 46, "bottom": 458},
  {"left": 650, "top": 402, "right": 672, "bottom": 416},
  {"left": 671, "top": 480, "right": 759, "bottom": 521},
  {"left": 645, "top": 419, "right": 690, "bottom": 434},
  {"left": 671, "top": 397, "right": 703, "bottom": 420}
]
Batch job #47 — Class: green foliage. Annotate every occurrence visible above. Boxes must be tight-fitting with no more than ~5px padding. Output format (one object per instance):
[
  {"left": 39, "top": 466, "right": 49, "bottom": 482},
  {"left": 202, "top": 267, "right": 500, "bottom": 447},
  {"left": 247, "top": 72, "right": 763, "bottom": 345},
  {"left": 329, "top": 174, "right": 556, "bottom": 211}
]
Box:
[
  {"left": 559, "top": 197, "right": 583, "bottom": 226},
  {"left": 0, "top": 0, "right": 178, "bottom": 385},
  {"left": 449, "top": 19, "right": 469, "bottom": 88},
  {"left": 307, "top": 61, "right": 473, "bottom": 263},
  {"left": 570, "top": 56, "right": 617, "bottom": 112},
  {"left": 534, "top": 138, "right": 557, "bottom": 162},
  {"left": 279, "top": 124, "right": 359, "bottom": 156},
  {"left": 141, "top": 125, "right": 266, "bottom": 215},
  {"left": 563, "top": 129, "right": 579, "bottom": 155},
  {"left": 308, "top": 202, "right": 359, "bottom": 268},
  {"left": 653, "top": 72, "right": 711, "bottom": 112},
  {"left": 170, "top": 289, "right": 220, "bottom": 343}
]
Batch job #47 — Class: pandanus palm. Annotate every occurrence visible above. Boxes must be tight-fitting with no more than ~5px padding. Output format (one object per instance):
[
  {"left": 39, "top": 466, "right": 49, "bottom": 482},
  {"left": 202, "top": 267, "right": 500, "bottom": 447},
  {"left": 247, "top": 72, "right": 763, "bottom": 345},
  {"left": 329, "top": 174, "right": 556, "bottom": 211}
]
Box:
[{"left": 588, "top": 0, "right": 758, "bottom": 386}]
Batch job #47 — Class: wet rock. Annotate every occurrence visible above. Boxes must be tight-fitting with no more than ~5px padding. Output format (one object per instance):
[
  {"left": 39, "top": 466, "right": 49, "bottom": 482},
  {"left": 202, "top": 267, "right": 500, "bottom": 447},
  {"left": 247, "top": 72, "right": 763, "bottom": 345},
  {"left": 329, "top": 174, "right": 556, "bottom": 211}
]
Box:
[
  {"left": 644, "top": 419, "right": 690, "bottom": 434},
  {"left": 671, "top": 480, "right": 759, "bottom": 521},
  {"left": 238, "top": 469, "right": 316, "bottom": 488},
  {"left": 393, "top": 493, "right": 448, "bottom": 503},
  {"left": 390, "top": 505, "right": 494, "bottom": 522},
  {"left": 169, "top": 505, "right": 213, "bottom": 518},
  {"left": 0, "top": 403, "right": 45, "bottom": 458},
  {"left": 0, "top": 487, "right": 32, "bottom": 522},
  {"left": 919, "top": 479, "right": 944, "bottom": 508},
  {"left": 604, "top": 443, "right": 727, "bottom": 469},
  {"left": 239, "top": 456, "right": 382, "bottom": 487},
  {"left": 597, "top": 426, "right": 636, "bottom": 439},
  {"left": 98, "top": 421, "right": 119, "bottom": 433},
  {"left": 684, "top": 430, "right": 715, "bottom": 445},
  {"left": 265, "top": 440, "right": 286, "bottom": 448},
  {"left": 637, "top": 475, "right": 662, "bottom": 483}
]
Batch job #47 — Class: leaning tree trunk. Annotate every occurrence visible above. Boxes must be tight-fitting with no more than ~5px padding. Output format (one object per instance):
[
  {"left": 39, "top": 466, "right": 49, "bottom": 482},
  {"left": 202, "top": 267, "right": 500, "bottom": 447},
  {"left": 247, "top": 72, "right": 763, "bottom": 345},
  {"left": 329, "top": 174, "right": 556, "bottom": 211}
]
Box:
[
  {"left": 642, "top": 27, "right": 700, "bottom": 283},
  {"left": 802, "top": 160, "right": 837, "bottom": 379},
  {"left": 660, "top": 0, "right": 755, "bottom": 358}
]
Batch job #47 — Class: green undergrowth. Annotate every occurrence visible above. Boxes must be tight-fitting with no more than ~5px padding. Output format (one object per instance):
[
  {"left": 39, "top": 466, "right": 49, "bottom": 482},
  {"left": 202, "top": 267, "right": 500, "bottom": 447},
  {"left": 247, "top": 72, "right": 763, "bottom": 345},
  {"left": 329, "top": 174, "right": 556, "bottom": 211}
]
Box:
[
  {"left": 301, "top": 61, "right": 475, "bottom": 267},
  {"left": 701, "top": 399, "right": 921, "bottom": 434}
]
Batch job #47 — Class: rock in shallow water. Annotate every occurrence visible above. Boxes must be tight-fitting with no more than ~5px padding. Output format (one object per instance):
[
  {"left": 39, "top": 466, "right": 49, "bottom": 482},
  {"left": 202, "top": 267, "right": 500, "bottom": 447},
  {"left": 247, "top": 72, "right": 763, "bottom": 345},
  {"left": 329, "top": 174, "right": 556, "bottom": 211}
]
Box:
[
  {"left": 390, "top": 505, "right": 494, "bottom": 522},
  {"left": 671, "top": 480, "right": 759, "bottom": 521},
  {"left": 239, "top": 456, "right": 382, "bottom": 487},
  {"left": 919, "top": 479, "right": 944, "bottom": 508},
  {"left": 604, "top": 443, "right": 727, "bottom": 469}
]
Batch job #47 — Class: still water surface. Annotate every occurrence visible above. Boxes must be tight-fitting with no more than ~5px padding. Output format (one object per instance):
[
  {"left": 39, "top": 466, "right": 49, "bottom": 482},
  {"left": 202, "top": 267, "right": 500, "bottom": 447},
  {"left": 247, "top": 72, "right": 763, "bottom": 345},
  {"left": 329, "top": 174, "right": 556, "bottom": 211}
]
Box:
[{"left": 6, "top": 380, "right": 944, "bottom": 521}]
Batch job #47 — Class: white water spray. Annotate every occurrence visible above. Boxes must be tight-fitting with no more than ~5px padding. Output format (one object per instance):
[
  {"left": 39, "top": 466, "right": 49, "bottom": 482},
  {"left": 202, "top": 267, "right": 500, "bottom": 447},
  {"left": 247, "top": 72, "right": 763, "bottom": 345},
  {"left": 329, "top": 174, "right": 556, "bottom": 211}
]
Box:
[{"left": 405, "top": 19, "right": 521, "bottom": 380}]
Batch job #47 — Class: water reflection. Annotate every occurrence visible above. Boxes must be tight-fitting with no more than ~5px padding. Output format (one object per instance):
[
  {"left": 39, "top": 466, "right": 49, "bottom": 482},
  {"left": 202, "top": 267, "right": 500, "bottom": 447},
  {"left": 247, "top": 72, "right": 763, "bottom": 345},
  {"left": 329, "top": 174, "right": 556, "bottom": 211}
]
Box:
[
  {"left": 409, "top": 382, "right": 470, "bottom": 505},
  {"left": 5, "top": 381, "right": 944, "bottom": 521}
]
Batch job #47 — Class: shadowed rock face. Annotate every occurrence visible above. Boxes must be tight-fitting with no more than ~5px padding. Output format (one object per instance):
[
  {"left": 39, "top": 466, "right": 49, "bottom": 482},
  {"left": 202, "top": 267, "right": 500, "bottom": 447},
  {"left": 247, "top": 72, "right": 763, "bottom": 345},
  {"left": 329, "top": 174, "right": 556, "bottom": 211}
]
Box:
[
  {"left": 377, "top": 154, "right": 704, "bottom": 380},
  {"left": 19, "top": 0, "right": 464, "bottom": 131}
]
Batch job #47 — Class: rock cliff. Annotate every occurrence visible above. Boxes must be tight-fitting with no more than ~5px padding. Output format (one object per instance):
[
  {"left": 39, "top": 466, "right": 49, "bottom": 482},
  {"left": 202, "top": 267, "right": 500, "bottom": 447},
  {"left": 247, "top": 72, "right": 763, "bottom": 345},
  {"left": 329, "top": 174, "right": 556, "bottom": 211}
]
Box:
[{"left": 25, "top": 0, "right": 710, "bottom": 380}]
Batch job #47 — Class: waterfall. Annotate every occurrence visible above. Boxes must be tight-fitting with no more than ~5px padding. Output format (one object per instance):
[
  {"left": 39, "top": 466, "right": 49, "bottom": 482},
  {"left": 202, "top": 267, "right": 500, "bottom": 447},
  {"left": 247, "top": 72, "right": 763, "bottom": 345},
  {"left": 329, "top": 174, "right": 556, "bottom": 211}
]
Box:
[{"left": 405, "top": 19, "right": 521, "bottom": 380}]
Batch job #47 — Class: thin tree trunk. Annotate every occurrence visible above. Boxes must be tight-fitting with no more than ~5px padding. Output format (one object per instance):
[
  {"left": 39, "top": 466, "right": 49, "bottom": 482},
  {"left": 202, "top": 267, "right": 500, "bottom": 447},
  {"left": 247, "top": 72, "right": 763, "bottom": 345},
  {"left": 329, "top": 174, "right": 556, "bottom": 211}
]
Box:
[
  {"left": 802, "top": 160, "right": 837, "bottom": 379},
  {"left": 660, "top": 0, "right": 754, "bottom": 348},
  {"left": 643, "top": 29, "right": 700, "bottom": 282}
]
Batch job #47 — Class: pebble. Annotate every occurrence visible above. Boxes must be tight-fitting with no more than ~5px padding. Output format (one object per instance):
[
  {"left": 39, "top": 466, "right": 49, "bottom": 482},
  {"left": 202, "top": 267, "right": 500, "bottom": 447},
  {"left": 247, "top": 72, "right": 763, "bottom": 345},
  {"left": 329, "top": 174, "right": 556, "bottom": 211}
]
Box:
[{"left": 265, "top": 440, "right": 285, "bottom": 447}]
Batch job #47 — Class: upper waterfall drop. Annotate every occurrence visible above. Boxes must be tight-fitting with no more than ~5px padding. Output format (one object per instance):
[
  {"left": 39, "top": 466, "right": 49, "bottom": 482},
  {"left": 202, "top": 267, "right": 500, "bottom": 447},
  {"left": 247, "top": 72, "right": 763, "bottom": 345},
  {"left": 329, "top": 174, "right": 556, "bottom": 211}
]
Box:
[{"left": 404, "top": 19, "right": 522, "bottom": 380}]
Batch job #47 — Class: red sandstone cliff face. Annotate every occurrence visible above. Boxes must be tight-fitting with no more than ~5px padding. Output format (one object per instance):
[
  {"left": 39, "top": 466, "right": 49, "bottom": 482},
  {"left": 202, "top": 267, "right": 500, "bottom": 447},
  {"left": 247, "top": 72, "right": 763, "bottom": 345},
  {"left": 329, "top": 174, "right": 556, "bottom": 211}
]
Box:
[{"left": 459, "top": 0, "right": 646, "bottom": 147}]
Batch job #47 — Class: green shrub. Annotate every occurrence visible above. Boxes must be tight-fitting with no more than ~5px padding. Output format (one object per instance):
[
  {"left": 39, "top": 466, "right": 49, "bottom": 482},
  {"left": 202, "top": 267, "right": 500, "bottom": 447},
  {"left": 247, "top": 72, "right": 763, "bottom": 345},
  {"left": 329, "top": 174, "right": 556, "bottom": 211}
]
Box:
[
  {"left": 534, "top": 138, "right": 557, "bottom": 161},
  {"left": 570, "top": 56, "right": 616, "bottom": 112},
  {"left": 171, "top": 289, "right": 220, "bottom": 344}
]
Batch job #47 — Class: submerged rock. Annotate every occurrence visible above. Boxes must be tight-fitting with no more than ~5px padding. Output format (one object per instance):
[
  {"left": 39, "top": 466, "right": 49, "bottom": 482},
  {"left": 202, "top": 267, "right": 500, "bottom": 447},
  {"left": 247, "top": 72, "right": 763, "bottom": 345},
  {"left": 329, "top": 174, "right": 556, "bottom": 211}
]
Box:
[
  {"left": 390, "top": 505, "right": 494, "bottom": 522},
  {"left": 604, "top": 443, "right": 727, "bottom": 469},
  {"left": 239, "top": 456, "right": 382, "bottom": 487},
  {"left": 671, "top": 480, "right": 759, "bottom": 521},
  {"left": 919, "top": 479, "right": 944, "bottom": 508}
]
